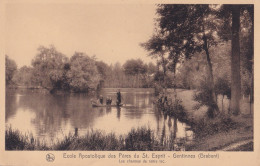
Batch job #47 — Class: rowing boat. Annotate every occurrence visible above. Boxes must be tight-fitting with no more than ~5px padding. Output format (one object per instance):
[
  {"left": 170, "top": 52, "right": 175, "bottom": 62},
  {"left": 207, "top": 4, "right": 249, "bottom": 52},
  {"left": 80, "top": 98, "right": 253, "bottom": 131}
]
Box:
[
  {"left": 91, "top": 101, "right": 123, "bottom": 107},
  {"left": 92, "top": 104, "right": 123, "bottom": 107}
]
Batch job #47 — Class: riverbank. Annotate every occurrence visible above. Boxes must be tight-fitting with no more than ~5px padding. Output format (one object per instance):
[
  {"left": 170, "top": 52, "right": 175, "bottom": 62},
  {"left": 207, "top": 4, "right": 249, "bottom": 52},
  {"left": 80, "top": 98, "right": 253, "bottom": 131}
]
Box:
[
  {"left": 186, "top": 114, "right": 253, "bottom": 151},
  {"left": 170, "top": 89, "right": 254, "bottom": 151}
]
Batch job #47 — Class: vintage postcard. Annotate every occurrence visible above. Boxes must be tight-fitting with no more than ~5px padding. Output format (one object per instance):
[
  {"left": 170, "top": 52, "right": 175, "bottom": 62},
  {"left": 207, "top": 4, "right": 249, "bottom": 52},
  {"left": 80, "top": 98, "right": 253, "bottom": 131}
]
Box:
[{"left": 0, "top": 0, "right": 259, "bottom": 165}]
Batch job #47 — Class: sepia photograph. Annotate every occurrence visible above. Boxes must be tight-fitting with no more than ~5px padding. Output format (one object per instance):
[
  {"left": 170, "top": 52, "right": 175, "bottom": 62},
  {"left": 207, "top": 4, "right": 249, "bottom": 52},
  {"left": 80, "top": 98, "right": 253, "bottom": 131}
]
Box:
[
  {"left": 1, "top": 1, "right": 259, "bottom": 165},
  {"left": 4, "top": 3, "right": 254, "bottom": 152}
]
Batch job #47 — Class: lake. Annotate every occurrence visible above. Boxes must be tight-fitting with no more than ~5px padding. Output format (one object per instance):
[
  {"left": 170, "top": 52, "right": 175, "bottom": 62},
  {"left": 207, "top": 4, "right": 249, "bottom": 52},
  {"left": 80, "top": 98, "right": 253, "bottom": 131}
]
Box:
[{"left": 5, "top": 88, "right": 194, "bottom": 147}]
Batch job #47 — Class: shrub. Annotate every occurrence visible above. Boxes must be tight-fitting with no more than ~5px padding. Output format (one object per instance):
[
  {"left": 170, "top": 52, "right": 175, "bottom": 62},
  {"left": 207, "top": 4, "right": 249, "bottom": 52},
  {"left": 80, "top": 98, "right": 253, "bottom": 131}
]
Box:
[{"left": 193, "top": 78, "right": 218, "bottom": 118}]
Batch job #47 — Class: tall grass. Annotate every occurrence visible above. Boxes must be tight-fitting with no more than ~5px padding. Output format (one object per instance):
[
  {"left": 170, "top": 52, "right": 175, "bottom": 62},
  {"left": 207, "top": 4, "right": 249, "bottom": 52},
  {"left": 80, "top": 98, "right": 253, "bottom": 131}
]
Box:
[
  {"left": 6, "top": 127, "right": 184, "bottom": 151},
  {"left": 5, "top": 127, "right": 50, "bottom": 150},
  {"left": 191, "top": 114, "right": 241, "bottom": 138}
]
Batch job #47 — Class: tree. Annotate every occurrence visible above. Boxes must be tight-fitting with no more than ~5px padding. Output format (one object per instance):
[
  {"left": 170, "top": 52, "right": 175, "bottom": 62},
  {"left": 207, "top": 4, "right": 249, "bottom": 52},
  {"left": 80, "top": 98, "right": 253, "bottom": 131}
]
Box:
[
  {"left": 147, "top": 62, "right": 157, "bottom": 75},
  {"left": 66, "top": 52, "right": 101, "bottom": 92},
  {"left": 13, "top": 66, "right": 34, "bottom": 87},
  {"left": 123, "top": 59, "right": 147, "bottom": 75},
  {"left": 5, "top": 55, "right": 17, "bottom": 86},
  {"left": 31, "top": 45, "right": 68, "bottom": 92},
  {"left": 144, "top": 4, "right": 222, "bottom": 114},
  {"left": 141, "top": 34, "right": 169, "bottom": 90},
  {"left": 230, "top": 5, "right": 241, "bottom": 115},
  {"left": 123, "top": 59, "right": 147, "bottom": 88},
  {"left": 217, "top": 5, "right": 253, "bottom": 115},
  {"left": 96, "top": 61, "right": 109, "bottom": 80},
  {"left": 95, "top": 61, "right": 110, "bottom": 89}
]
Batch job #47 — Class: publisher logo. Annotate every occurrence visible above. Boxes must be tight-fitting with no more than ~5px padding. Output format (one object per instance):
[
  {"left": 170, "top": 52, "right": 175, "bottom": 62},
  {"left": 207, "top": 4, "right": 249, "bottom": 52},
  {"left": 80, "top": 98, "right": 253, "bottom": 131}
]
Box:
[{"left": 46, "top": 153, "right": 55, "bottom": 162}]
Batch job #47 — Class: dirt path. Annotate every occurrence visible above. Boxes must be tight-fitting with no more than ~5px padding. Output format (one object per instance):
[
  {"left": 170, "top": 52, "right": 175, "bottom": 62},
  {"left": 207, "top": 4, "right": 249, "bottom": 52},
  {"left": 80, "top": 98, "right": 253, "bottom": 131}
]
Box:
[
  {"left": 186, "top": 116, "right": 253, "bottom": 151},
  {"left": 218, "top": 138, "right": 253, "bottom": 151}
]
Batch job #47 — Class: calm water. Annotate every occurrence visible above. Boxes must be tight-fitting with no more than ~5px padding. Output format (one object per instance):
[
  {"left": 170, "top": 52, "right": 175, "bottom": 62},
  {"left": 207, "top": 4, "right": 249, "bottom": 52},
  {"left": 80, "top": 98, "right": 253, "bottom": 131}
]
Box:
[{"left": 6, "top": 88, "right": 193, "bottom": 146}]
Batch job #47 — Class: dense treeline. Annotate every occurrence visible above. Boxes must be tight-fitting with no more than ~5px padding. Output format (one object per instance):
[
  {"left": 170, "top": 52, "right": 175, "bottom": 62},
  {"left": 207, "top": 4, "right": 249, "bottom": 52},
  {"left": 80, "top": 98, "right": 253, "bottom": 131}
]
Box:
[{"left": 5, "top": 46, "right": 159, "bottom": 92}]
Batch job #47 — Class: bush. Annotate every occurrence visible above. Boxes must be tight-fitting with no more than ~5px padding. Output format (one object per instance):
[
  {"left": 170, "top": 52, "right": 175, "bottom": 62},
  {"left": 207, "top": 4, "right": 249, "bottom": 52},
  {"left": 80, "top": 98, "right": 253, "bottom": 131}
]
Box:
[
  {"left": 156, "top": 94, "right": 186, "bottom": 121},
  {"left": 5, "top": 127, "right": 49, "bottom": 150},
  {"left": 125, "top": 127, "right": 157, "bottom": 151},
  {"left": 192, "top": 115, "right": 239, "bottom": 137},
  {"left": 193, "top": 78, "right": 219, "bottom": 118}
]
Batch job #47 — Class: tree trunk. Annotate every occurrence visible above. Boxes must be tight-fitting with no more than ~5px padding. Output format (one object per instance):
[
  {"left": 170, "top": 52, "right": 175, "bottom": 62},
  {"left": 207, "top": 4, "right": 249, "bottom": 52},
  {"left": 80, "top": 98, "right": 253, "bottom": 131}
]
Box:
[
  {"left": 202, "top": 33, "right": 219, "bottom": 113},
  {"left": 222, "top": 95, "right": 224, "bottom": 112},
  {"left": 250, "top": 71, "right": 253, "bottom": 114},
  {"left": 161, "top": 55, "right": 167, "bottom": 94},
  {"left": 230, "top": 5, "right": 241, "bottom": 116}
]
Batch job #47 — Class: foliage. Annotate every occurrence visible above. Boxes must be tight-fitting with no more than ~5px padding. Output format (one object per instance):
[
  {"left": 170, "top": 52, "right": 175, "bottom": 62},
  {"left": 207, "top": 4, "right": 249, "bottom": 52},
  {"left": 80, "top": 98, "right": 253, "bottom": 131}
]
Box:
[
  {"left": 175, "top": 41, "right": 231, "bottom": 90},
  {"left": 12, "top": 46, "right": 103, "bottom": 93},
  {"left": 5, "top": 127, "right": 49, "bottom": 150},
  {"left": 95, "top": 61, "right": 110, "bottom": 80},
  {"left": 6, "top": 127, "right": 182, "bottom": 151},
  {"left": 142, "top": 4, "right": 225, "bottom": 115},
  {"left": 156, "top": 94, "right": 186, "bottom": 120},
  {"left": 147, "top": 62, "right": 157, "bottom": 75},
  {"left": 191, "top": 115, "right": 240, "bottom": 138},
  {"left": 5, "top": 55, "right": 17, "bottom": 86},
  {"left": 13, "top": 66, "right": 34, "bottom": 87},
  {"left": 31, "top": 45, "right": 68, "bottom": 91},
  {"left": 193, "top": 78, "right": 219, "bottom": 118},
  {"left": 123, "top": 59, "right": 147, "bottom": 76},
  {"left": 125, "top": 127, "right": 155, "bottom": 151},
  {"left": 141, "top": 34, "right": 169, "bottom": 88},
  {"left": 215, "top": 76, "right": 231, "bottom": 99},
  {"left": 66, "top": 52, "right": 101, "bottom": 92},
  {"left": 104, "top": 61, "right": 157, "bottom": 88}
]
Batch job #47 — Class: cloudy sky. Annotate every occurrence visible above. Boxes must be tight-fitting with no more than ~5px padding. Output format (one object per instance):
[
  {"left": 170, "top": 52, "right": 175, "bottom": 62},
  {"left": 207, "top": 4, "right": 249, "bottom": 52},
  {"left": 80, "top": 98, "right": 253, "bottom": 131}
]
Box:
[{"left": 5, "top": 3, "right": 157, "bottom": 67}]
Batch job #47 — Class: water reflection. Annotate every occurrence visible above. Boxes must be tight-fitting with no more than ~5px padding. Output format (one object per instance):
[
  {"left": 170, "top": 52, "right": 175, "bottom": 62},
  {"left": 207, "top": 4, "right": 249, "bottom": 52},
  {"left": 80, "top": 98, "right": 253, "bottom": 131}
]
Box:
[
  {"left": 6, "top": 88, "right": 194, "bottom": 145},
  {"left": 116, "top": 107, "right": 121, "bottom": 120}
]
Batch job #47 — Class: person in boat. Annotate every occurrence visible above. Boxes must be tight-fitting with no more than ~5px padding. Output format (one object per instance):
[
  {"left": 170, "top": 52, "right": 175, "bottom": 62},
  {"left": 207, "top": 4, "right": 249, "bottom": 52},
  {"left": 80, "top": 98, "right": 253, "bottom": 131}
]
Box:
[
  {"left": 106, "top": 97, "right": 109, "bottom": 105},
  {"left": 109, "top": 97, "right": 112, "bottom": 105},
  {"left": 99, "top": 95, "right": 103, "bottom": 105},
  {"left": 106, "top": 97, "right": 111, "bottom": 105},
  {"left": 106, "top": 97, "right": 113, "bottom": 105},
  {"left": 116, "top": 89, "right": 121, "bottom": 106}
]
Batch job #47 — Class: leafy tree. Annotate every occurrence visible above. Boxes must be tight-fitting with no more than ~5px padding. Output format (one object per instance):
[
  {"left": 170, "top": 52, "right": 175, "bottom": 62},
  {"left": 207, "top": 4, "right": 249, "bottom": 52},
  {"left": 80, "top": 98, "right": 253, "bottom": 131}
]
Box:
[
  {"left": 31, "top": 45, "right": 68, "bottom": 92},
  {"left": 5, "top": 55, "right": 17, "bottom": 86},
  {"left": 155, "top": 4, "right": 222, "bottom": 113},
  {"left": 66, "top": 52, "right": 101, "bottom": 92},
  {"left": 13, "top": 66, "right": 34, "bottom": 87},
  {"left": 141, "top": 34, "right": 169, "bottom": 90},
  {"left": 123, "top": 59, "right": 147, "bottom": 75},
  {"left": 123, "top": 59, "right": 147, "bottom": 88},
  {"left": 193, "top": 77, "right": 218, "bottom": 118},
  {"left": 96, "top": 61, "right": 110, "bottom": 80},
  {"left": 147, "top": 62, "right": 157, "bottom": 75}
]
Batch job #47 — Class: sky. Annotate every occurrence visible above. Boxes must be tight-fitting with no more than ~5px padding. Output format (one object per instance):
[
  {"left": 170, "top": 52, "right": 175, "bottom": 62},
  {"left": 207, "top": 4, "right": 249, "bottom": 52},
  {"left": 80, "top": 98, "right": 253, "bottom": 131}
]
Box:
[{"left": 5, "top": 3, "right": 157, "bottom": 68}]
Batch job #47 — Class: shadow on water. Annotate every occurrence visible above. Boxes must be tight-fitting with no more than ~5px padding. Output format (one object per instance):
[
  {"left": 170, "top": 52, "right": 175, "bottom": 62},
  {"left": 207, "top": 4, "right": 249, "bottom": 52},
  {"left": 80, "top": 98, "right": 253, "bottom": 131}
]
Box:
[
  {"left": 117, "top": 107, "right": 121, "bottom": 120},
  {"left": 156, "top": 104, "right": 193, "bottom": 150}
]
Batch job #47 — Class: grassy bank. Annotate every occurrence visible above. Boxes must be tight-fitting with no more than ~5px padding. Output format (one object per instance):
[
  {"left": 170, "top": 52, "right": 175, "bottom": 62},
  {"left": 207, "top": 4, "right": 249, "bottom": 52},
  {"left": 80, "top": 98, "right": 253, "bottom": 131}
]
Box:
[
  {"left": 156, "top": 89, "right": 254, "bottom": 151},
  {"left": 6, "top": 127, "right": 184, "bottom": 151}
]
